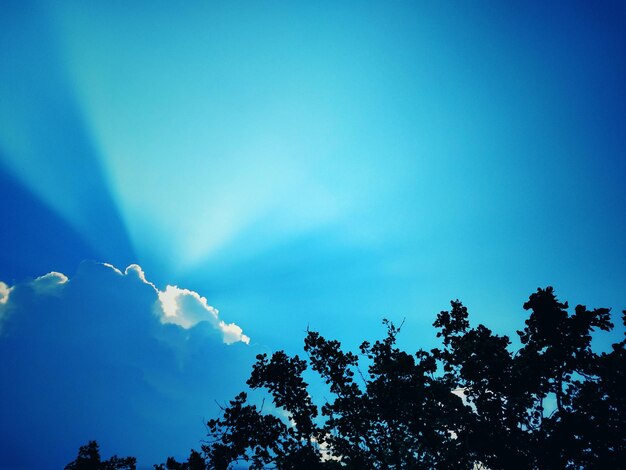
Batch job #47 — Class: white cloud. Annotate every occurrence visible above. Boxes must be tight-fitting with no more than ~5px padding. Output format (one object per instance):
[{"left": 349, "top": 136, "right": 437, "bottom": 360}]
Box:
[
  {"left": 0, "top": 260, "right": 255, "bottom": 468},
  {"left": 95, "top": 262, "right": 249, "bottom": 345},
  {"left": 156, "top": 285, "right": 250, "bottom": 344},
  {"left": 31, "top": 271, "right": 68, "bottom": 295},
  {"left": 101, "top": 262, "right": 123, "bottom": 275},
  {"left": 3, "top": 264, "right": 250, "bottom": 346},
  {"left": 314, "top": 435, "right": 339, "bottom": 463},
  {"left": 219, "top": 320, "right": 251, "bottom": 345},
  {"left": 0, "top": 282, "right": 11, "bottom": 305},
  {"left": 157, "top": 285, "right": 214, "bottom": 326},
  {"left": 124, "top": 263, "right": 151, "bottom": 285},
  {"left": 1, "top": 273, "right": 69, "bottom": 329},
  {"left": 0, "top": 282, "right": 12, "bottom": 327}
]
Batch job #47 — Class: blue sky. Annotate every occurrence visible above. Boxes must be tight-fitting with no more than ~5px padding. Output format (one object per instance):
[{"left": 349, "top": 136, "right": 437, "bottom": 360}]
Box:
[{"left": 1, "top": 0, "right": 625, "bottom": 467}]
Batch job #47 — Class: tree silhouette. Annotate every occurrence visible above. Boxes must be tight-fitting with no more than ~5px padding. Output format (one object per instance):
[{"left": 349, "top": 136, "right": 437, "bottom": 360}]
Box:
[
  {"left": 199, "top": 287, "right": 625, "bottom": 469},
  {"left": 69, "top": 287, "right": 625, "bottom": 469},
  {"left": 153, "top": 450, "right": 206, "bottom": 470},
  {"left": 64, "top": 440, "right": 136, "bottom": 470}
]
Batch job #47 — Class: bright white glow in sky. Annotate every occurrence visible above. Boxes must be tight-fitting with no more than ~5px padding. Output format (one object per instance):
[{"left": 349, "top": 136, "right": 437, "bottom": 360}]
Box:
[
  {"left": 51, "top": 1, "right": 370, "bottom": 271},
  {"left": 0, "top": 2, "right": 625, "bottom": 466},
  {"left": 0, "top": 0, "right": 624, "bottom": 341}
]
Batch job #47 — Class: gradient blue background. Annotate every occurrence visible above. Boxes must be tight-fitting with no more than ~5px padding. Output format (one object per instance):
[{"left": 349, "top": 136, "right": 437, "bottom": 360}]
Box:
[{"left": 1, "top": 0, "right": 625, "bottom": 468}]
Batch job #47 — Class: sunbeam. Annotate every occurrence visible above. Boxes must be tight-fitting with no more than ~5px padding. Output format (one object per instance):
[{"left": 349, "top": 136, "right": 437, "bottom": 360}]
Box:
[
  {"left": 1, "top": 1, "right": 625, "bottom": 468},
  {"left": 0, "top": 2, "right": 135, "bottom": 266}
]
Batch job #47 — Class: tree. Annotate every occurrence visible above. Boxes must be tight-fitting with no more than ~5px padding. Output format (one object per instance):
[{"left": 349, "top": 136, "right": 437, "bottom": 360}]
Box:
[
  {"left": 65, "top": 441, "right": 136, "bottom": 470},
  {"left": 201, "top": 287, "right": 625, "bottom": 469},
  {"left": 154, "top": 450, "right": 206, "bottom": 470},
  {"left": 66, "top": 287, "right": 624, "bottom": 469}
]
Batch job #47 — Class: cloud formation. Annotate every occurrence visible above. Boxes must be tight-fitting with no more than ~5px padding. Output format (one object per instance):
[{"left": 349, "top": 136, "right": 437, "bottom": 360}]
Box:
[
  {"left": 0, "top": 261, "right": 254, "bottom": 468},
  {"left": 1, "top": 261, "right": 249, "bottom": 344},
  {"left": 0, "top": 282, "right": 11, "bottom": 327},
  {"left": 0, "top": 281, "right": 10, "bottom": 304},
  {"left": 157, "top": 285, "right": 249, "bottom": 344},
  {"left": 31, "top": 271, "right": 69, "bottom": 295},
  {"left": 101, "top": 263, "right": 249, "bottom": 344}
]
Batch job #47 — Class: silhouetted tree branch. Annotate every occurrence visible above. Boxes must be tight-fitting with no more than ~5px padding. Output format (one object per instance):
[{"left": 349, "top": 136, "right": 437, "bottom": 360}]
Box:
[
  {"left": 70, "top": 287, "right": 625, "bottom": 469},
  {"left": 65, "top": 441, "right": 136, "bottom": 470},
  {"left": 200, "top": 287, "right": 625, "bottom": 469}
]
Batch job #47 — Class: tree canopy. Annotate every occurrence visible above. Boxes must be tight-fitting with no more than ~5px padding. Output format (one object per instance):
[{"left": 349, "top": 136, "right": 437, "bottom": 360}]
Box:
[
  {"left": 68, "top": 287, "right": 625, "bottom": 469},
  {"left": 64, "top": 440, "right": 136, "bottom": 470}
]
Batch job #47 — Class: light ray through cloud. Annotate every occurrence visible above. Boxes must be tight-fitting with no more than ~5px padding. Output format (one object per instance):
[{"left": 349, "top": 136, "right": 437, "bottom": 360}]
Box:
[
  {"left": 1, "top": 1, "right": 625, "bottom": 468},
  {"left": 0, "top": 2, "right": 134, "bottom": 266},
  {"left": 49, "top": 1, "right": 398, "bottom": 275}
]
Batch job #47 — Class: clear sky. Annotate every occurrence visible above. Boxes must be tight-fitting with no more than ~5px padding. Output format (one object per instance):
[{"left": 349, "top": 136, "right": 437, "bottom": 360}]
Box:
[{"left": 1, "top": 0, "right": 625, "bottom": 468}]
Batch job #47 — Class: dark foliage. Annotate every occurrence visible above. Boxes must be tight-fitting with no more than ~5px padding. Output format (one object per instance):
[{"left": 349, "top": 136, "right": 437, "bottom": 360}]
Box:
[
  {"left": 64, "top": 440, "right": 136, "bottom": 470},
  {"left": 70, "top": 287, "right": 626, "bottom": 469},
  {"left": 153, "top": 450, "right": 206, "bottom": 470},
  {"left": 199, "top": 287, "right": 625, "bottom": 469}
]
